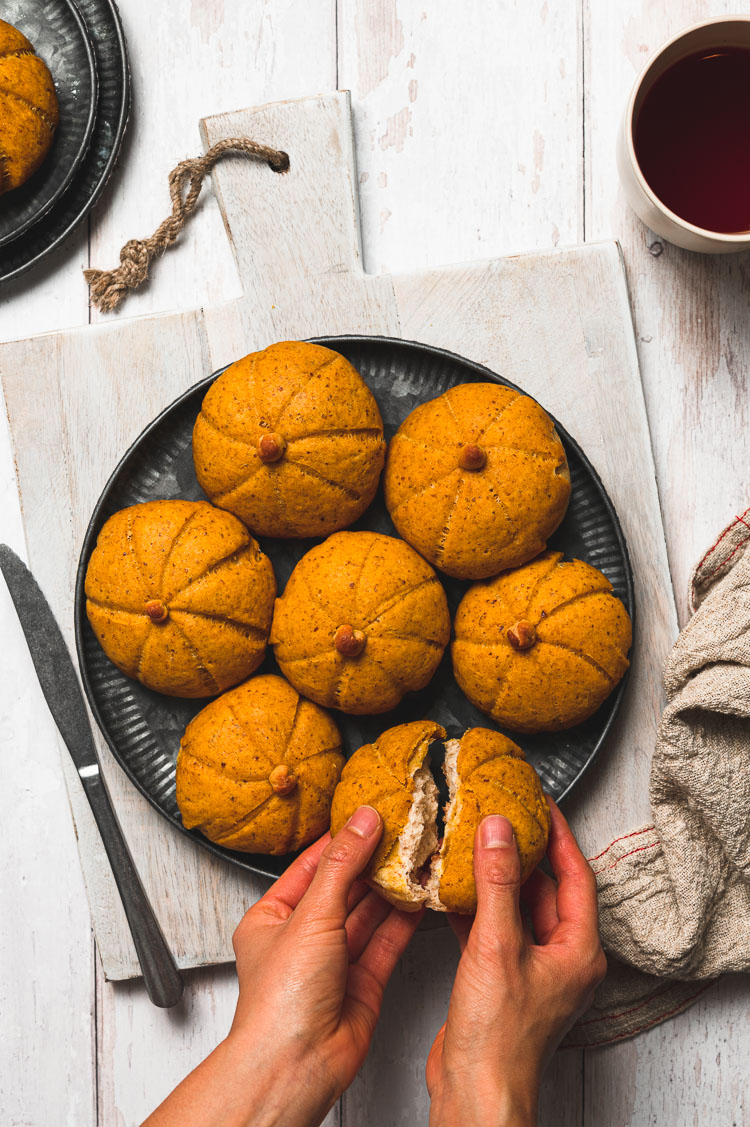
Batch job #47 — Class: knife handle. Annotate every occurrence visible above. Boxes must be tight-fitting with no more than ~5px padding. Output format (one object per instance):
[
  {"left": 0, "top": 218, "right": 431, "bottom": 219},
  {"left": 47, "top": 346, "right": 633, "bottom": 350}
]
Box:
[{"left": 80, "top": 766, "right": 184, "bottom": 1008}]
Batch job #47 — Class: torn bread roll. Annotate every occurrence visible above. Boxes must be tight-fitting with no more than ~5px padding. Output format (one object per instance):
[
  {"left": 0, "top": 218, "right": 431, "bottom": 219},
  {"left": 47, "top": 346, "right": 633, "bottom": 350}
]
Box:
[
  {"left": 424, "top": 727, "right": 550, "bottom": 913},
  {"left": 329, "top": 723, "right": 550, "bottom": 913},
  {"left": 330, "top": 720, "right": 445, "bottom": 911}
]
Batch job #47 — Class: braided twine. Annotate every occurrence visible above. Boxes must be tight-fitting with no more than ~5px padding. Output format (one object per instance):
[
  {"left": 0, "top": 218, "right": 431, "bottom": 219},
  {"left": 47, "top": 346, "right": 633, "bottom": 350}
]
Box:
[{"left": 84, "top": 137, "right": 289, "bottom": 313}]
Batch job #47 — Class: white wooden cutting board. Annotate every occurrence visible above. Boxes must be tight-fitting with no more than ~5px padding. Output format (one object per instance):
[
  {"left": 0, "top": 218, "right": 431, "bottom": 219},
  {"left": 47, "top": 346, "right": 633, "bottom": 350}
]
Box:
[{"left": 0, "top": 91, "right": 676, "bottom": 980}]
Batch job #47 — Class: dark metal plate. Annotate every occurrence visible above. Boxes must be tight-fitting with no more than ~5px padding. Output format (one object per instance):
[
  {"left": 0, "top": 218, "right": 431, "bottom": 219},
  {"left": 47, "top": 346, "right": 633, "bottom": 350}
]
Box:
[
  {"left": 0, "top": 0, "right": 98, "bottom": 247},
  {"left": 75, "top": 336, "right": 635, "bottom": 880},
  {"left": 0, "top": 0, "right": 129, "bottom": 282}
]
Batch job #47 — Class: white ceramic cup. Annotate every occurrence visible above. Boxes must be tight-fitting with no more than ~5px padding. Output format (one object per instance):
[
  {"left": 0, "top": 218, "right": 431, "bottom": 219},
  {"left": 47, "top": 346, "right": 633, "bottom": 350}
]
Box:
[{"left": 617, "top": 16, "right": 750, "bottom": 253}]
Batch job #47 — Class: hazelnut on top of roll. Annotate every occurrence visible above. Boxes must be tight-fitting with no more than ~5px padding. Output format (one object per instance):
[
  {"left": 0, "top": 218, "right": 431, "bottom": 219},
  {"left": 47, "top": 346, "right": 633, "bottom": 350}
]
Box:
[
  {"left": 452, "top": 550, "right": 632, "bottom": 732},
  {"left": 84, "top": 500, "right": 276, "bottom": 698},
  {"left": 192, "top": 341, "right": 385, "bottom": 538},
  {"left": 384, "top": 382, "right": 571, "bottom": 580},
  {"left": 176, "top": 674, "right": 344, "bottom": 855},
  {"left": 270, "top": 531, "right": 451, "bottom": 715}
]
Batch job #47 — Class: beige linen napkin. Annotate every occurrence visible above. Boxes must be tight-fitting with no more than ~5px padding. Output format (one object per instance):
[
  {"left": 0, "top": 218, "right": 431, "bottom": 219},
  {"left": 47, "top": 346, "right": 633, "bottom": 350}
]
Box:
[{"left": 564, "top": 506, "right": 750, "bottom": 1047}]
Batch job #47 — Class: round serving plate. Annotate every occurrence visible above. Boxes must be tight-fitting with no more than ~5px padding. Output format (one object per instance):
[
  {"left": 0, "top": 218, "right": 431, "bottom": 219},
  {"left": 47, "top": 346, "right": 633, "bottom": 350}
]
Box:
[
  {"left": 0, "top": 0, "right": 129, "bottom": 282},
  {"left": 75, "top": 336, "right": 635, "bottom": 881},
  {"left": 0, "top": 0, "right": 98, "bottom": 248}
]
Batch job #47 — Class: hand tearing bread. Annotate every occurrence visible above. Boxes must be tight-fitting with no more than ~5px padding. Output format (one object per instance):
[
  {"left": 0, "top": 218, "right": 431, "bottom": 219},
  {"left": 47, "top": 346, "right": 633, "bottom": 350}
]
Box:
[
  {"left": 427, "top": 727, "right": 550, "bottom": 913},
  {"left": 329, "top": 720, "right": 444, "bottom": 910},
  {"left": 329, "top": 722, "right": 550, "bottom": 913}
]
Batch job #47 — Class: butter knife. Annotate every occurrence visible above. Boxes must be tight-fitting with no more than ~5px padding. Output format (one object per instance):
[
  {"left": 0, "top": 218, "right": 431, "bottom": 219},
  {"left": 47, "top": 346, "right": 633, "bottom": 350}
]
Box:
[{"left": 0, "top": 545, "right": 183, "bottom": 1008}]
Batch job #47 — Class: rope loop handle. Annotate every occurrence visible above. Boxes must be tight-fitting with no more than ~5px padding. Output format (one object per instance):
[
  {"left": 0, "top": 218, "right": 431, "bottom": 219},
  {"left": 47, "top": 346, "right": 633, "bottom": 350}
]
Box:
[{"left": 84, "top": 137, "right": 289, "bottom": 313}]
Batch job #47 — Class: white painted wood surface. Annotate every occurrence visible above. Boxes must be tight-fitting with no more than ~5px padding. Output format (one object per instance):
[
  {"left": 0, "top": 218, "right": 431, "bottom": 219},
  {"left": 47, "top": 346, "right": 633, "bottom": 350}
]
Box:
[{"left": 1, "top": 3, "right": 748, "bottom": 1126}]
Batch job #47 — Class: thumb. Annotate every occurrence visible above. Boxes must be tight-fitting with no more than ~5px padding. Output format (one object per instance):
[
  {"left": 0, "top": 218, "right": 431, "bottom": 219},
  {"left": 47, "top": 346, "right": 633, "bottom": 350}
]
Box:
[
  {"left": 425, "top": 1023, "right": 446, "bottom": 1097},
  {"left": 472, "top": 815, "right": 523, "bottom": 954},
  {"left": 294, "top": 806, "right": 382, "bottom": 928}
]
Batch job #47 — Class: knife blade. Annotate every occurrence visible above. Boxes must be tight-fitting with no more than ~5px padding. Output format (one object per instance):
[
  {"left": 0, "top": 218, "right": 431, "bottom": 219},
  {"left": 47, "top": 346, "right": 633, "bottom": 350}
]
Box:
[{"left": 0, "top": 544, "right": 183, "bottom": 1008}]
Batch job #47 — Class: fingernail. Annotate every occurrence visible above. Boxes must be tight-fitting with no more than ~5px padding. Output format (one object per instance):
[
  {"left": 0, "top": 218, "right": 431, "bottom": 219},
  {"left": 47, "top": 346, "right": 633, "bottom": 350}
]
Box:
[
  {"left": 347, "top": 805, "right": 380, "bottom": 838},
  {"left": 480, "top": 815, "right": 514, "bottom": 849}
]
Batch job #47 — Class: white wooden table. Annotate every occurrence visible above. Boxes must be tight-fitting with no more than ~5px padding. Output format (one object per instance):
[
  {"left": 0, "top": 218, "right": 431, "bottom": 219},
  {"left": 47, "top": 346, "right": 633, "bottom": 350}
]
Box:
[{"left": 2, "top": 2, "right": 749, "bottom": 1124}]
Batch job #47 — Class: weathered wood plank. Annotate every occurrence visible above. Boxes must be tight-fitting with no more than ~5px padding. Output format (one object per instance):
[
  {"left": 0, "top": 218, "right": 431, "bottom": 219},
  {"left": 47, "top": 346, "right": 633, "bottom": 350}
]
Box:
[
  {"left": 582, "top": 3, "right": 749, "bottom": 1125},
  {"left": 98, "top": 962, "right": 339, "bottom": 1127},
  {"left": 343, "top": 929, "right": 458, "bottom": 1126},
  {"left": 88, "top": 0, "right": 339, "bottom": 325},
  {"left": 200, "top": 93, "right": 400, "bottom": 343},
  {"left": 0, "top": 483, "right": 97, "bottom": 1126},
  {"left": 337, "top": 0, "right": 582, "bottom": 274},
  {"left": 583, "top": 0, "right": 746, "bottom": 623},
  {"left": 343, "top": 927, "right": 584, "bottom": 1127},
  {"left": 584, "top": 975, "right": 750, "bottom": 1127}
]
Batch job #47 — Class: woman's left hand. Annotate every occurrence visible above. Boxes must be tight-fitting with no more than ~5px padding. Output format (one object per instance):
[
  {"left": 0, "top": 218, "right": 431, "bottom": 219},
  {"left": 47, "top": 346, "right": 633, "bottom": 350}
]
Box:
[{"left": 144, "top": 805, "right": 422, "bottom": 1127}]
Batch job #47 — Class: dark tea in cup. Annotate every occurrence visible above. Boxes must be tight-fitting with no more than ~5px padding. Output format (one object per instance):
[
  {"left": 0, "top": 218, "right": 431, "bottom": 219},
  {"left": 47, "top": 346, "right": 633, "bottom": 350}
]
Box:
[
  {"left": 618, "top": 18, "right": 750, "bottom": 252},
  {"left": 633, "top": 47, "right": 750, "bottom": 234}
]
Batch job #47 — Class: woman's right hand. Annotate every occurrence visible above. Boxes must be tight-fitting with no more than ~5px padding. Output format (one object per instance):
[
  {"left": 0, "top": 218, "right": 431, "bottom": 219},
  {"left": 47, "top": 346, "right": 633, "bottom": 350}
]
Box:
[{"left": 426, "top": 799, "right": 606, "bottom": 1127}]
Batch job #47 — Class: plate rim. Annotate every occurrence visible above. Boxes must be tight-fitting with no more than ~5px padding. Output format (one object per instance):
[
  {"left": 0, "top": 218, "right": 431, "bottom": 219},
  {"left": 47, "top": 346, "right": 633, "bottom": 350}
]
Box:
[
  {"left": 0, "top": 0, "right": 100, "bottom": 248},
  {"left": 74, "top": 334, "right": 636, "bottom": 878}
]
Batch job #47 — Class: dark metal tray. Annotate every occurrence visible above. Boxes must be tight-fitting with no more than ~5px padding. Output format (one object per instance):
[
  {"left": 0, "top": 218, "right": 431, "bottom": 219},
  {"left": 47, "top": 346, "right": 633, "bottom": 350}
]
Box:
[
  {"left": 0, "top": 0, "right": 129, "bottom": 282},
  {"left": 0, "top": 0, "right": 98, "bottom": 247},
  {"left": 75, "top": 336, "right": 635, "bottom": 880}
]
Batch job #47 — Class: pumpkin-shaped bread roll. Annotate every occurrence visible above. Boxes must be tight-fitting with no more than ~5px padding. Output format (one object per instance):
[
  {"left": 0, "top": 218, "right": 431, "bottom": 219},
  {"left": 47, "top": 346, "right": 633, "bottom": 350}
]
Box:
[
  {"left": 85, "top": 500, "right": 276, "bottom": 698},
  {"left": 0, "top": 20, "right": 59, "bottom": 195},
  {"left": 425, "top": 728, "right": 550, "bottom": 913},
  {"left": 270, "top": 531, "right": 451, "bottom": 714},
  {"left": 384, "top": 382, "right": 571, "bottom": 579},
  {"left": 330, "top": 720, "right": 445, "bottom": 910},
  {"left": 329, "top": 723, "right": 549, "bottom": 913},
  {"left": 452, "top": 551, "right": 632, "bottom": 732},
  {"left": 176, "top": 674, "right": 344, "bottom": 854},
  {"left": 192, "top": 341, "right": 385, "bottom": 538}
]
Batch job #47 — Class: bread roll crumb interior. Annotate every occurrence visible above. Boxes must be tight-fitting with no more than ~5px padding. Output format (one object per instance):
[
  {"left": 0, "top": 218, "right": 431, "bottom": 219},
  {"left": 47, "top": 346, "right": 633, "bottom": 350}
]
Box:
[
  {"left": 379, "top": 763, "right": 438, "bottom": 898},
  {"left": 424, "top": 739, "right": 460, "bottom": 909}
]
